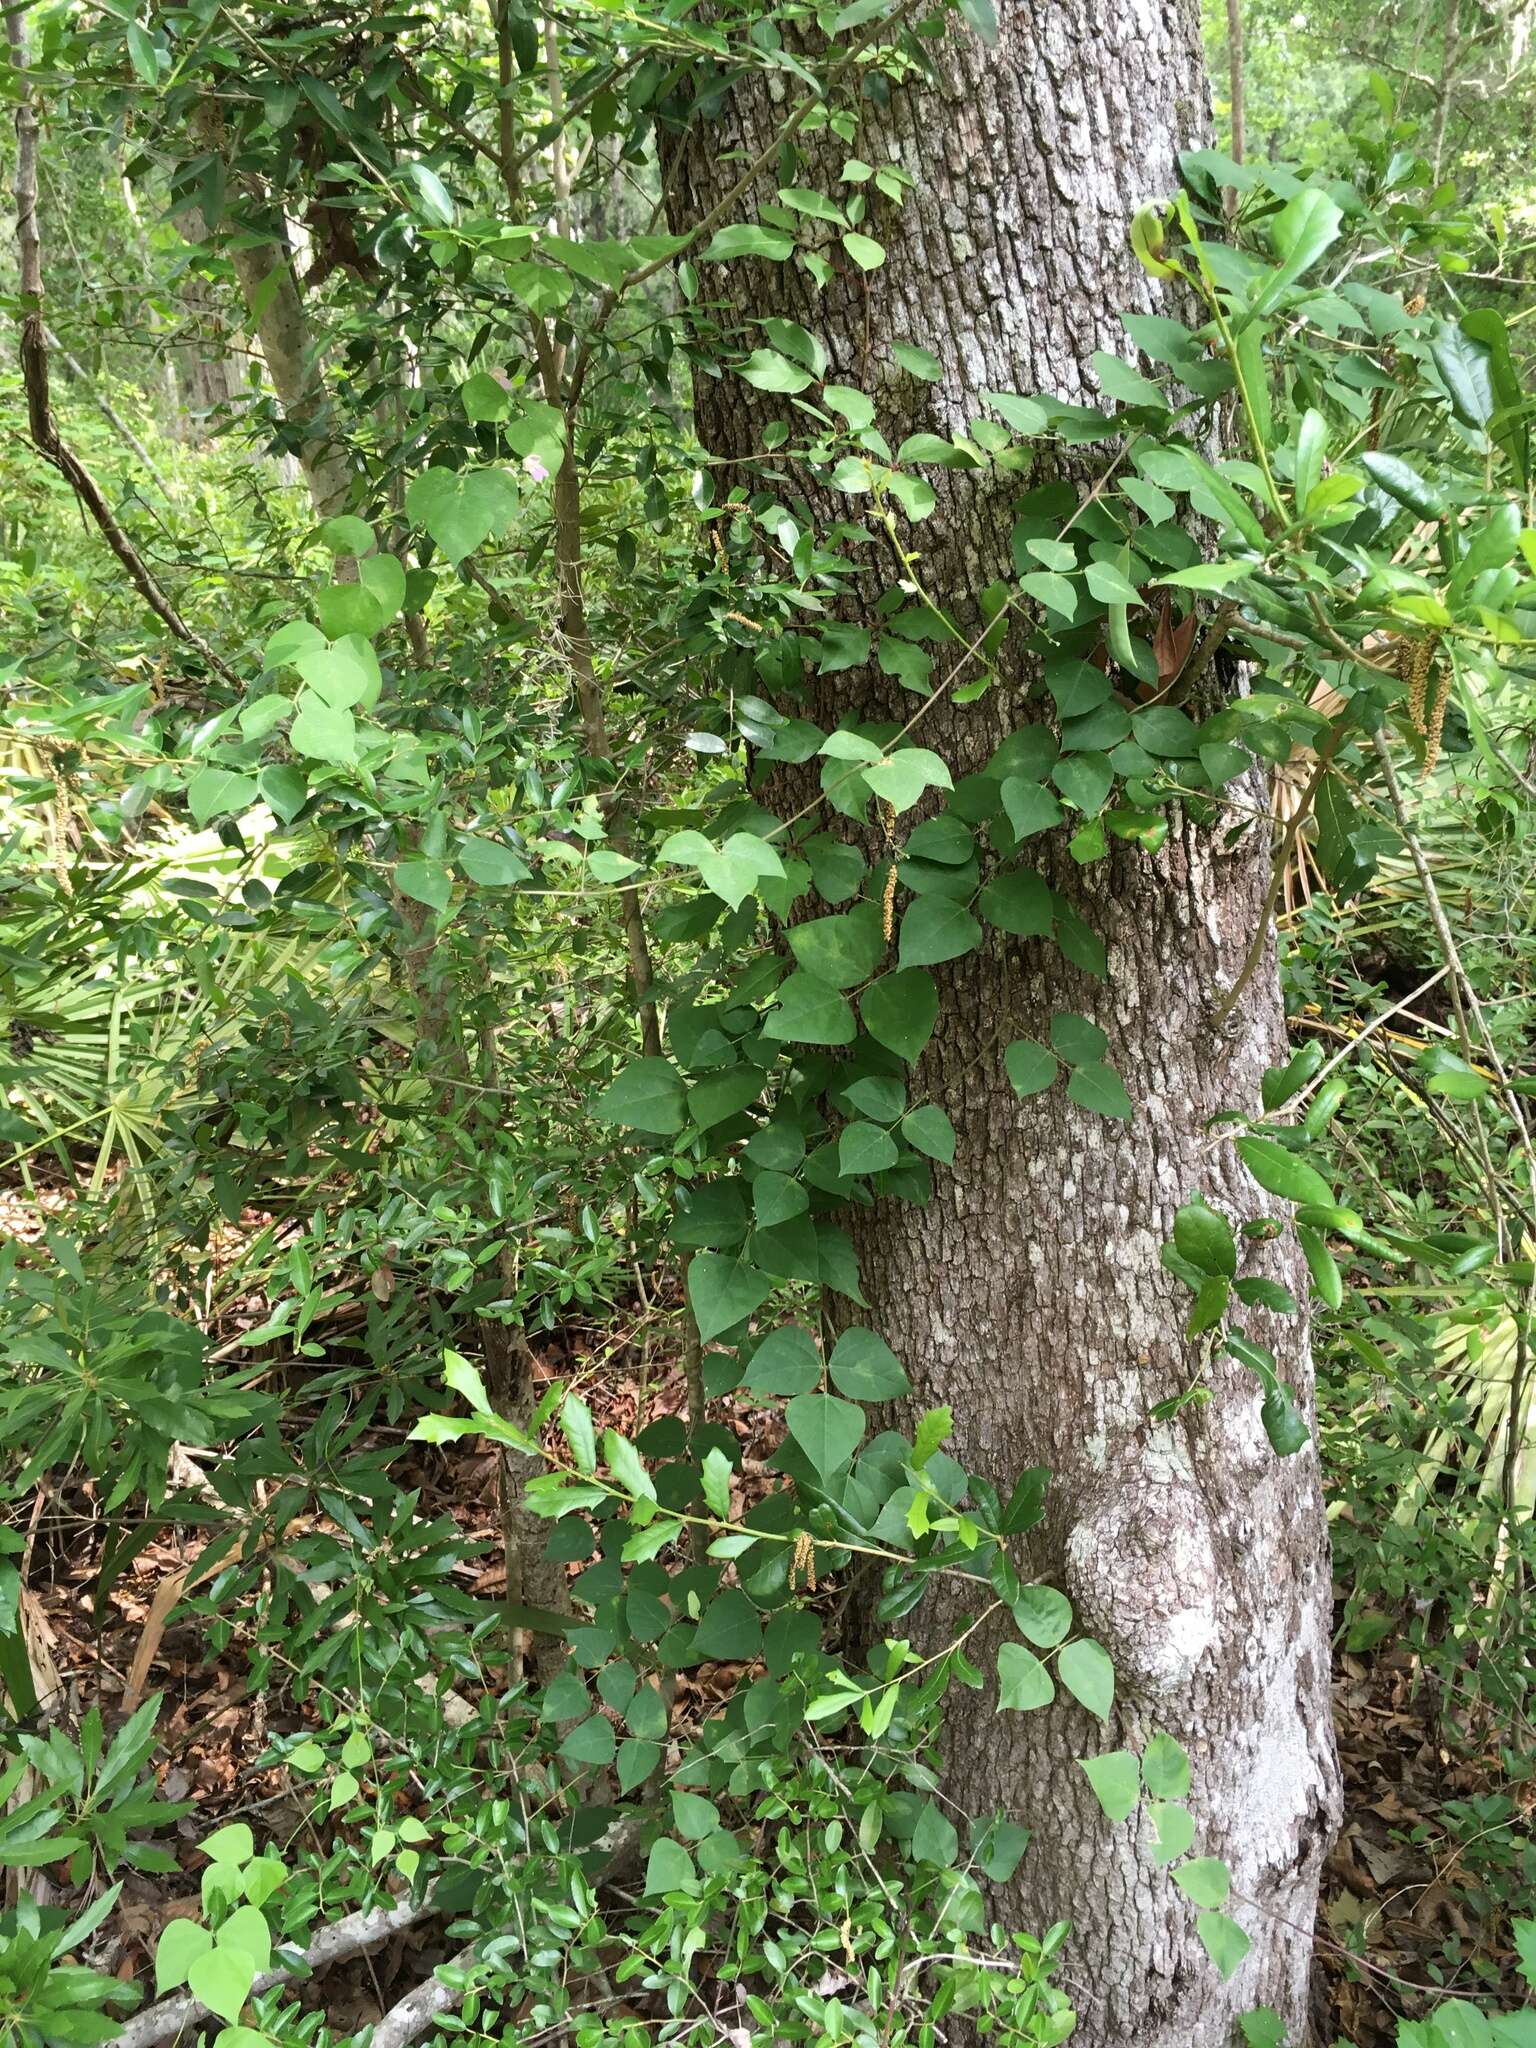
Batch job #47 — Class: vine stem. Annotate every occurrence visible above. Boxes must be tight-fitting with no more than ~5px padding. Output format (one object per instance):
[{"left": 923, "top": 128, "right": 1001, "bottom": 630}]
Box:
[{"left": 1212, "top": 718, "right": 1349, "bottom": 1029}]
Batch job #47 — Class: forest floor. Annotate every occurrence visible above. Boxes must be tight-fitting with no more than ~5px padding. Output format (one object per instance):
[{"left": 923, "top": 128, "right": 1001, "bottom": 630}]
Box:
[{"left": 5, "top": 1183, "right": 1526, "bottom": 2043}]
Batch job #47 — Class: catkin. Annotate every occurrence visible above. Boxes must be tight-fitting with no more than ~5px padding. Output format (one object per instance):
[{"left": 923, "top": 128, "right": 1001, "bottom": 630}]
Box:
[
  {"left": 792, "top": 1528, "right": 817, "bottom": 1592},
  {"left": 880, "top": 798, "right": 898, "bottom": 944},
  {"left": 1422, "top": 660, "right": 1450, "bottom": 780}
]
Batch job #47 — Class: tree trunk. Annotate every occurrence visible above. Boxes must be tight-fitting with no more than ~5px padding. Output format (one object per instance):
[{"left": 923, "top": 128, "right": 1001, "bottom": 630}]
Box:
[
  {"left": 190, "top": 103, "right": 353, "bottom": 522},
  {"left": 663, "top": 5, "right": 1341, "bottom": 2042}
]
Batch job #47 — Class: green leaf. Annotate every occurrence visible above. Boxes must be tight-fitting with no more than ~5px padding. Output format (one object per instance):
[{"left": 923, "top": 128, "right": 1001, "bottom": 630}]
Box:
[
  {"left": 700, "top": 1446, "right": 733, "bottom": 1519},
  {"left": 737, "top": 348, "right": 814, "bottom": 394},
  {"left": 1196, "top": 1909, "right": 1251, "bottom": 1981},
  {"left": 785, "top": 1392, "right": 865, "bottom": 1477},
  {"left": 1238, "top": 2012, "right": 1286, "bottom": 2048},
  {"left": 186, "top": 1947, "right": 256, "bottom": 2026},
  {"left": 893, "top": 341, "right": 942, "bottom": 381},
  {"left": 1053, "top": 755, "right": 1114, "bottom": 816},
  {"left": 1001, "top": 780, "right": 1064, "bottom": 838},
  {"left": 289, "top": 693, "right": 356, "bottom": 765},
  {"left": 745, "top": 1324, "right": 822, "bottom": 1396},
  {"left": 155, "top": 1919, "right": 212, "bottom": 1994},
  {"left": 860, "top": 970, "right": 939, "bottom": 1063},
  {"left": 703, "top": 223, "right": 793, "bottom": 263},
  {"left": 403, "top": 159, "right": 455, "bottom": 226},
  {"left": 559, "top": 1395, "right": 597, "bottom": 1474},
  {"left": 691, "top": 1588, "right": 762, "bottom": 1660},
  {"left": 395, "top": 859, "right": 453, "bottom": 914},
  {"left": 979, "top": 868, "right": 1052, "bottom": 937},
  {"left": 912, "top": 1799, "right": 959, "bottom": 1866},
  {"left": 1431, "top": 324, "right": 1494, "bottom": 429},
  {"left": 604, "top": 1428, "right": 656, "bottom": 1501},
  {"left": 901, "top": 1104, "right": 955, "bottom": 1164},
  {"left": 956, "top": 0, "right": 998, "bottom": 44},
  {"left": 405, "top": 465, "right": 520, "bottom": 564},
  {"left": 1067, "top": 1062, "right": 1133, "bottom": 1120},
  {"left": 1235, "top": 1135, "right": 1333, "bottom": 1207},
  {"left": 1267, "top": 186, "right": 1342, "bottom": 286},
  {"left": 828, "top": 1328, "right": 910, "bottom": 1400},
  {"left": 910, "top": 1405, "right": 952, "bottom": 1468},
  {"left": 1148, "top": 1800, "right": 1196, "bottom": 1866},
  {"left": 839, "top": 1121, "right": 898, "bottom": 1177},
  {"left": 1058, "top": 1638, "right": 1114, "bottom": 1720},
  {"left": 202, "top": 1824, "right": 254, "bottom": 1866},
  {"left": 765, "top": 972, "right": 856, "bottom": 1046},
  {"left": 1261, "top": 1380, "right": 1310, "bottom": 1457},
  {"left": 1049, "top": 1011, "right": 1108, "bottom": 1065},
  {"left": 788, "top": 906, "right": 885, "bottom": 987},
  {"left": 842, "top": 231, "right": 885, "bottom": 271},
  {"left": 1174, "top": 1857, "right": 1231, "bottom": 1908},
  {"left": 1078, "top": 1749, "right": 1141, "bottom": 1821},
  {"left": 1005, "top": 1041, "right": 1059, "bottom": 1099},
  {"left": 1140, "top": 1732, "right": 1190, "bottom": 1801},
  {"left": 688, "top": 1255, "right": 773, "bottom": 1342},
  {"left": 899, "top": 897, "right": 981, "bottom": 968},
  {"left": 997, "top": 1642, "right": 1055, "bottom": 1710},
  {"left": 643, "top": 1836, "right": 696, "bottom": 1894},
  {"left": 187, "top": 768, "right": 259, "bottom": 825},
  {"left": 659, "top": 829, "right": 785, "bottom": 911},
  {"left": 460, "top": 370, "right": 511, "bottom": 422},
  {"left": 457, "top": 835, "right": 531, "bottom": 886},
  {"left": 1011, "top": 1584, "right": 1072, "bottom": 1647},
  {"left": 1173, "top": 1199, "right": 1236, "bottom": 1279},
  {"left": 864, "top": 747, "right": 952, "bottom": 812},
  {"left": 617, "top": 1739, "right": 661, "bottom": 1793},
  {"left": 594, "top": 1058, "right": 686, "bottom": 1135},
  {"left": 1359, "top": 451, "right": 1447, "bottom": 522}
]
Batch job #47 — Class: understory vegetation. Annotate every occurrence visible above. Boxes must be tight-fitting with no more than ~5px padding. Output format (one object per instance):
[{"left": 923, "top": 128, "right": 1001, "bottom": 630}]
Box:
[{"left": 2, "top": 1, "right": 1535, "bottom": 2045}]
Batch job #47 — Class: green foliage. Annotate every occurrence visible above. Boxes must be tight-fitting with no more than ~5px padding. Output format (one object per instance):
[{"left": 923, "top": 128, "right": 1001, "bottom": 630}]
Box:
[{"left": 1, "top": 1, "right": 1534, "bottom": 2042}]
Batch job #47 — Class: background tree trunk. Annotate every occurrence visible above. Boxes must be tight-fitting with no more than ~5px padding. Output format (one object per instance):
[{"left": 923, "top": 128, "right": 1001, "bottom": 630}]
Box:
[{"left": 664, "top": 4, "right": 1341, "bottom": 2041}]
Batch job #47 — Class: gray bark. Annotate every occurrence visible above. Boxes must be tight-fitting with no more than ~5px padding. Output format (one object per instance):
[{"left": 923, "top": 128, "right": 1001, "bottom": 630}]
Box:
[{"left": 663, "top": 4, "right": 1341, "bottom": 2042}]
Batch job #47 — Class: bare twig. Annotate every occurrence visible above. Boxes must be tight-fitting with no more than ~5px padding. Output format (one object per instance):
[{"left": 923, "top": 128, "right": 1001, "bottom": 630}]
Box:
[{"left": 6, "top": 12, "right": 237, "bottom": 687}]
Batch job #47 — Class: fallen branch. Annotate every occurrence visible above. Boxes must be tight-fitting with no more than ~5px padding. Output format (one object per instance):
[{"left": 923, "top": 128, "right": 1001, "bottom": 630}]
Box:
[
  {"left": 6, "top": 9, "right": 238, "bottom": 689},
  {"left": 368, "top": 1945, "right": 475, "bottom": 2048},
  {"left": 112, "top": 1892, "right": 436, "bottom": 2048}
]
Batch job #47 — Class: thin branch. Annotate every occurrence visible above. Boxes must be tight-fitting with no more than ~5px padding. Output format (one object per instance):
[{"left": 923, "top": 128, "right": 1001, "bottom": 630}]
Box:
[{"left": 6, "top": 10, "right": 238, "bottom": 687}]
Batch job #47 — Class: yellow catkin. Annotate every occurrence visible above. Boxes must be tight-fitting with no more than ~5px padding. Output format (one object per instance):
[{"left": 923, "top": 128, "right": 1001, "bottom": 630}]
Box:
[
  {"left": 724, "top": 610, "right": 763, "bottom": 632},
  {"left": 879, "top": 798, "right": 898, "bottom": 944},
  {"left": 1421, "top": 659, "right": 1450, "bottom": 780},
  {"left": 1401, "top": 633, "right": 1437, "bottom": 738},
  {"left": 792, "top": 1528, "right": 817, "bottom": 1592}
]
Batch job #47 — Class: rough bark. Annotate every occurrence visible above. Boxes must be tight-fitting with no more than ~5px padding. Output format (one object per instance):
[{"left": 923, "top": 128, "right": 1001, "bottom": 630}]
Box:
[
  {"left": 192, "top": 104, "right": 353, "bottom": 522},
  {"left": 663, "top": 5, "right": 1341, "bottom": 2042}
]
